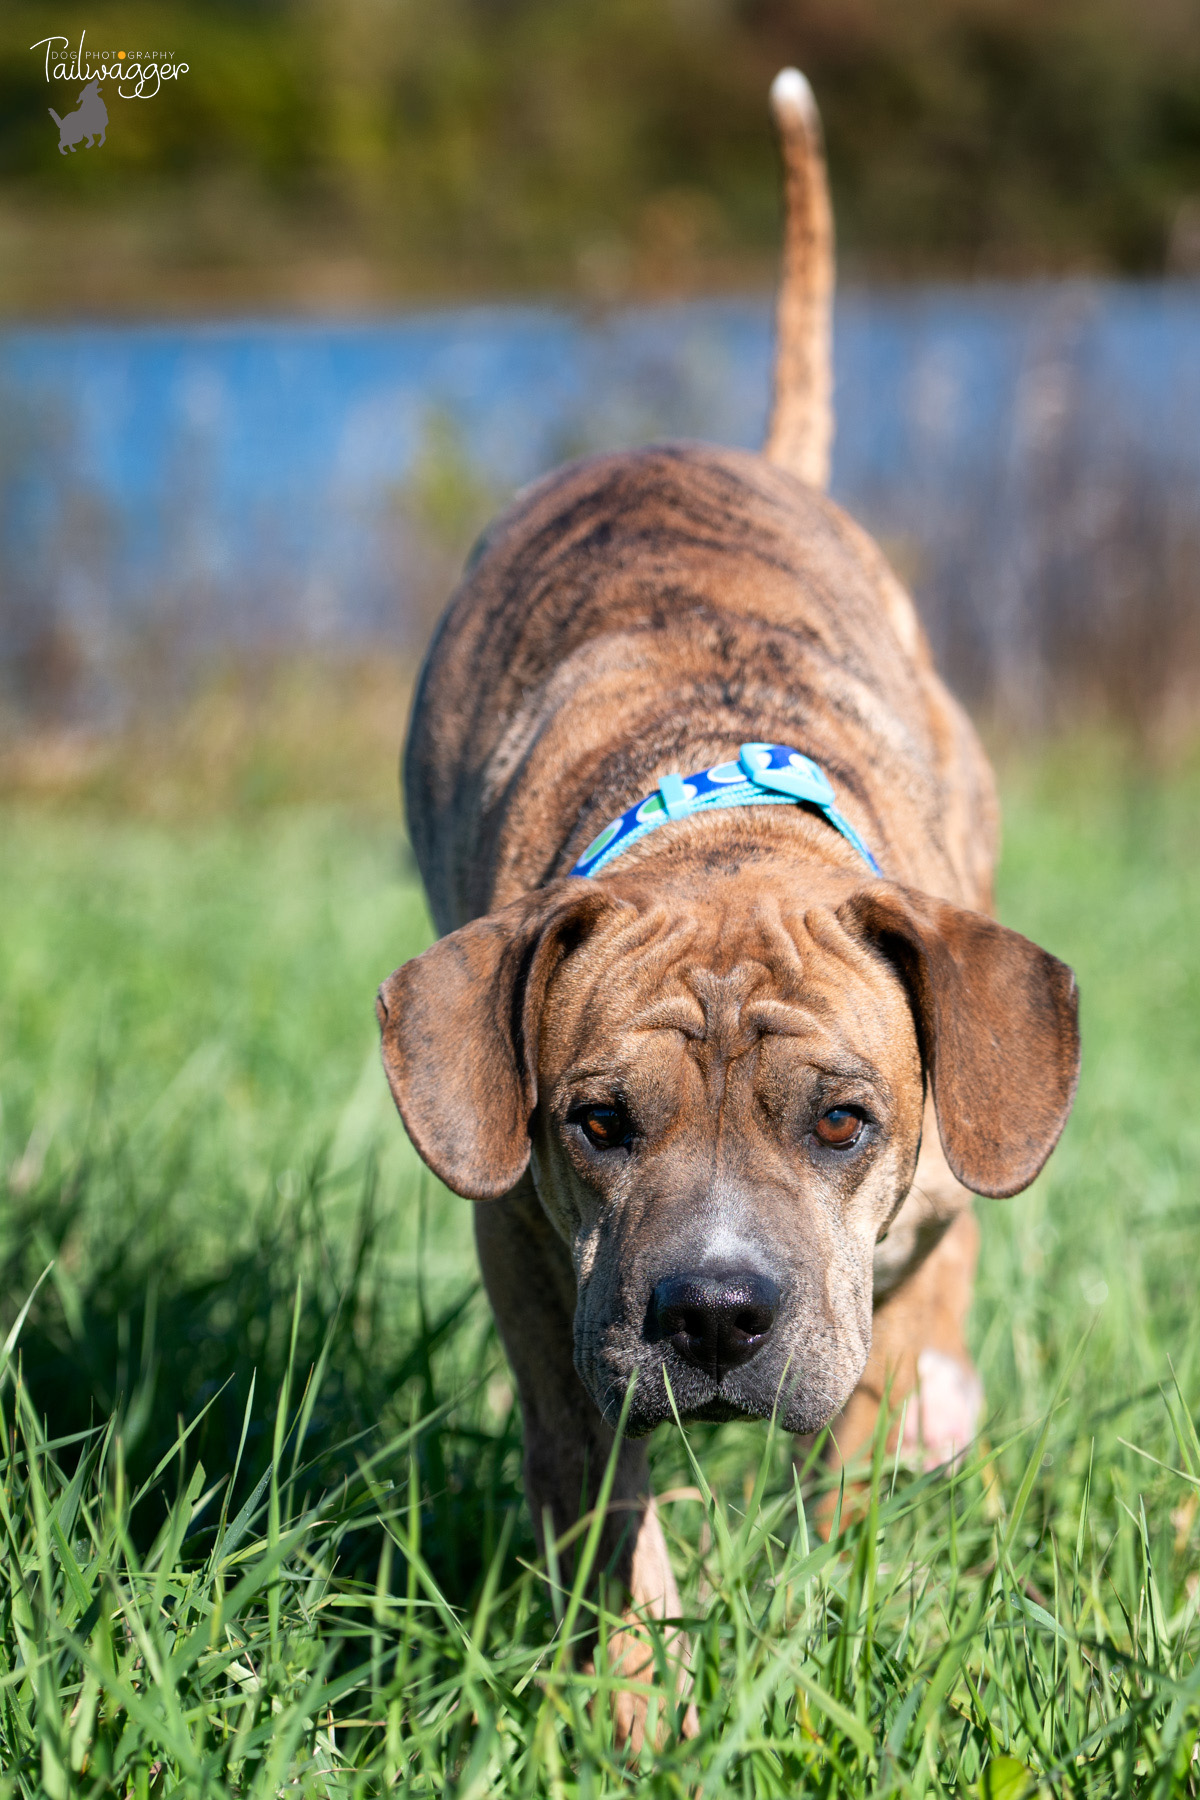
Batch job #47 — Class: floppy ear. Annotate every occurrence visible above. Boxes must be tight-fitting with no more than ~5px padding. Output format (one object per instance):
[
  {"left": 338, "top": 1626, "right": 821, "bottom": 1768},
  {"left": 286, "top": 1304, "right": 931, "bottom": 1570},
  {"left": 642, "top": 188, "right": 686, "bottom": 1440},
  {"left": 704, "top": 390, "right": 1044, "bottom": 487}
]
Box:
[
  {"left": 376, "top": 882, "right": 617, "bottom": 1201},
  {"left": 838, "top": 884, "right": 1081, "bottom": 1198}
]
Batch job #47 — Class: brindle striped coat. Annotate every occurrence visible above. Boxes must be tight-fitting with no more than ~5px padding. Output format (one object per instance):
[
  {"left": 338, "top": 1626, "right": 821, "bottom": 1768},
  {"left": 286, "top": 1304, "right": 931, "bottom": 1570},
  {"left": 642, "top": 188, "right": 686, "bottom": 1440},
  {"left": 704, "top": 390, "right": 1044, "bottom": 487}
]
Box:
[{"left": 378, "top": 71, "right": 1079, "bottom": 1750}]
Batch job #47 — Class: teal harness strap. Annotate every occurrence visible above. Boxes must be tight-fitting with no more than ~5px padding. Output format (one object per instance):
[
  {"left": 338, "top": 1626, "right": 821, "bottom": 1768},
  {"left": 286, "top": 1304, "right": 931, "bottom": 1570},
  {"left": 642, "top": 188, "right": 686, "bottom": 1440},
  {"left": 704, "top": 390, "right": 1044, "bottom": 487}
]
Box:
[{"left": 569, "top": 742, "right": 882, "bottom": 879}]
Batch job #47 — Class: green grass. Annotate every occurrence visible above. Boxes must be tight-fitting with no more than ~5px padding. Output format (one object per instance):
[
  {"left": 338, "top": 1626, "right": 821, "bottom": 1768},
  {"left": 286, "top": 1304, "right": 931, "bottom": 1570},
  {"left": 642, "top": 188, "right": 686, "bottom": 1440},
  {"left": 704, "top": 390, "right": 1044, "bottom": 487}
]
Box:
[{"left": 0, "top": 741, "right": 1199, "bottom": 1795}]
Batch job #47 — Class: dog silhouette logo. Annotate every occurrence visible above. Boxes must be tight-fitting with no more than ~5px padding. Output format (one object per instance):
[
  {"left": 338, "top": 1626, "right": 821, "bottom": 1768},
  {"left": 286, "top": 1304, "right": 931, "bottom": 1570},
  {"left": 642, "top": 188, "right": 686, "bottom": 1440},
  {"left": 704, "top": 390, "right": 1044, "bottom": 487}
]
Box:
[{"left": 49, "top": 77, "right": 108, "bottom": 153}]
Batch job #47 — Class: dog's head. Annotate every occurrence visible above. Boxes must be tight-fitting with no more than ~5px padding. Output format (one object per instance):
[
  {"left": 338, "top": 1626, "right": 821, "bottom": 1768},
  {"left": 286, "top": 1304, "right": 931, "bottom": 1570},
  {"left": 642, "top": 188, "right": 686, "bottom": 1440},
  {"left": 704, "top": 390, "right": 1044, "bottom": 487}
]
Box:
[{"left": 377, "top": 864, "right": 1078, "bottom": 1435}]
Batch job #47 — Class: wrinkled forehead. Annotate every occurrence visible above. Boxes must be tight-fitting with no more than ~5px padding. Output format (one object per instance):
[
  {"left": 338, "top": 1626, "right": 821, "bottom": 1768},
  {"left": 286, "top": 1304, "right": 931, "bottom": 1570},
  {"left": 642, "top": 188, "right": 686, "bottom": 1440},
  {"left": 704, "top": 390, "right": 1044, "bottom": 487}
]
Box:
[{"left": 541, "top": 895, "right": 914, "bottom": 1073}]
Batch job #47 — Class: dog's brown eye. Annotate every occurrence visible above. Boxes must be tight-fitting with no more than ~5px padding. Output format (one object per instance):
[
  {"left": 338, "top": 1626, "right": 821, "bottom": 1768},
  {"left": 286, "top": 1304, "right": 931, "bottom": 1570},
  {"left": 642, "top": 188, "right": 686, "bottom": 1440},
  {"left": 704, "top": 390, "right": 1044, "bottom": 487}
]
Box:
[
  {"left": 573, "top": 1104, "right": 632, "bottom": 1150},
  {"left": 815, "top": 1106, "right": 864, "bottom": 1149}
]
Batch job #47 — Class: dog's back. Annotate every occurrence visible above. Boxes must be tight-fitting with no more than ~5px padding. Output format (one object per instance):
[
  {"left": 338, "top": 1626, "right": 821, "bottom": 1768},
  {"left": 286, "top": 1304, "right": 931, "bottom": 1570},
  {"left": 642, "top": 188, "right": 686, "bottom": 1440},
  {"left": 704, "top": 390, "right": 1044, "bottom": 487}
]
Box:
[
  {"left": 405, "top": 69, "right": 995, "bottom": 935},
  {"left": 405, "top": 445, "right": 997, "bottom": 937}
]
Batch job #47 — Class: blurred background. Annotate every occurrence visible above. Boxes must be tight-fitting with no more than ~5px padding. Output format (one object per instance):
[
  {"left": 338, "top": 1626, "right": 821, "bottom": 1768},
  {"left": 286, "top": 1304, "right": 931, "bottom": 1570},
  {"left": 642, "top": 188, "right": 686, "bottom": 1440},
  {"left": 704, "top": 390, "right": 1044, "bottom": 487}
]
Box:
[{"left": 2, "top": 0, "right": 1200, "bottom": 790}]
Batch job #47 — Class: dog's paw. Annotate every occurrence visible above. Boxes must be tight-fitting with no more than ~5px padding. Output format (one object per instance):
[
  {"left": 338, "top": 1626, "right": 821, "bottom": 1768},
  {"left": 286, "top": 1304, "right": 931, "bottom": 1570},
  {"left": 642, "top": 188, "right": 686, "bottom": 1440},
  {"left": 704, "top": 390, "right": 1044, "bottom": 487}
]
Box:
[
  {"left": 901, "top": 1347, "right": 984, "bottom": 1470},
  {"left": 587, "top": 1625, "right": 699, "bottom": 1752}
]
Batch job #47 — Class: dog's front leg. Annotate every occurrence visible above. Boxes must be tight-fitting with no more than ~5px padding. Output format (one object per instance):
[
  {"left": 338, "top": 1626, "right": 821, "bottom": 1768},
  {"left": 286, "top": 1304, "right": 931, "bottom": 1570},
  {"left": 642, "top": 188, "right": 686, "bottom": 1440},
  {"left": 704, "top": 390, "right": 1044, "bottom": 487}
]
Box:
[{"left": 475, "top": 1180, "right": 696, "bottom": 1748}]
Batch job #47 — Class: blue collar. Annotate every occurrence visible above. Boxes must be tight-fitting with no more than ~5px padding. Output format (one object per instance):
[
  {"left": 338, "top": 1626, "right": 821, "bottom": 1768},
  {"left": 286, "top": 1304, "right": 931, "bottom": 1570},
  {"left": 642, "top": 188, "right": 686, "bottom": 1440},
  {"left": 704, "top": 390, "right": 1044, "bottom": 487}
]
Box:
[{"left": 569, "top": 742, "right": 881, "bottom": 878}]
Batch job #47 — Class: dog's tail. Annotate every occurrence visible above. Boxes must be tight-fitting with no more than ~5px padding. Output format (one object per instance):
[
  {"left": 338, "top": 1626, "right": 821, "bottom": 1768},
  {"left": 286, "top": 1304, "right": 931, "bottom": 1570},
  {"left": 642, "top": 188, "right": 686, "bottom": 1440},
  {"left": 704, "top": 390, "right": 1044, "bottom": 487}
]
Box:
[
  {"left": 48, "top": 108, "right": 63, "bottom": 127},
  {"left": 763, "top": 69, "right": 834, "bottom": 491}
]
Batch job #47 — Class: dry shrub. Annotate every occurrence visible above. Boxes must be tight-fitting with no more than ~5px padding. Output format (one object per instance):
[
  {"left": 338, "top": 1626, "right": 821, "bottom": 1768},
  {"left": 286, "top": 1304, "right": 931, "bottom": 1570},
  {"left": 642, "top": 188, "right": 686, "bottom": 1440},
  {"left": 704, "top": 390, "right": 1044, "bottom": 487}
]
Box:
[{"left": 0, "top": 651, "right": 416, "bottom": 820}]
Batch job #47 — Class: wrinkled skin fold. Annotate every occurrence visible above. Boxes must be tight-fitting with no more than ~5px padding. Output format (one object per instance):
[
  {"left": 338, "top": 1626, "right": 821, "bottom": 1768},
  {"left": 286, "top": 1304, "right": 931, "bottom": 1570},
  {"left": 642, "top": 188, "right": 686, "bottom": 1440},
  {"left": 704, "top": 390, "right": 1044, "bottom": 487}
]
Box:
[{"left": 379, "top": 851, "right": 1079, "bottom": 1438}]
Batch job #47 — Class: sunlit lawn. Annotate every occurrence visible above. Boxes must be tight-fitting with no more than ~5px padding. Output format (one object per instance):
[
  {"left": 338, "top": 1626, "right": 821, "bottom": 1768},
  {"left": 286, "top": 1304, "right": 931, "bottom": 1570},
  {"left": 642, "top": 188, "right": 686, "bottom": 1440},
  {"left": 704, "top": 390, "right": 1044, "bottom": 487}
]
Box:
[{"left": 0, "top": 736, "right": 1198, "bottom": 1794}]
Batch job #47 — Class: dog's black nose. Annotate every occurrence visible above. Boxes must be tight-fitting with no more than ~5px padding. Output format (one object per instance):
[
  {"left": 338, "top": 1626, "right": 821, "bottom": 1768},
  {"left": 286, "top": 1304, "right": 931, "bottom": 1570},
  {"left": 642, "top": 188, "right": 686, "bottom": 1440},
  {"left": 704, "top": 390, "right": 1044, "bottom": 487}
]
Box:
[{"left": 651, "top": 1268, "right": 781, "bottom": 1381}]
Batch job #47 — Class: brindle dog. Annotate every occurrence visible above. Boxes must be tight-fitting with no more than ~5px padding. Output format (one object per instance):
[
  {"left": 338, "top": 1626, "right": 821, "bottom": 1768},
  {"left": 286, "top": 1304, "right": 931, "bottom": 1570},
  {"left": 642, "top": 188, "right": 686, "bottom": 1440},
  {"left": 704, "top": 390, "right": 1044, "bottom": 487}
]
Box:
[{"left": 377, "top": 70, "right": 1080, "bottom": 1741}]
